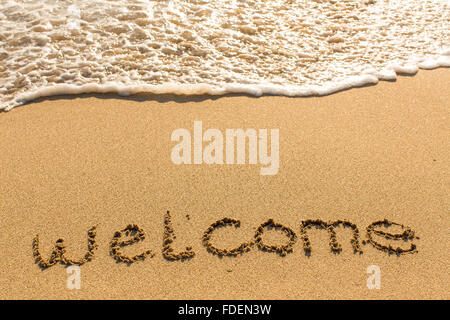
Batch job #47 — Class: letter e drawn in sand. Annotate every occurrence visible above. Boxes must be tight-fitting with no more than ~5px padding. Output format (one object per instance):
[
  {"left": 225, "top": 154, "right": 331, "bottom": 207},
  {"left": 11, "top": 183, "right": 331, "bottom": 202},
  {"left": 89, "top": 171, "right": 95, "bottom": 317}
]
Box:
[
  {"left": 364, "top": 219, "right": 419, "bottom": 255},
  {"left": 110, "top": 224, "right": 154, "bottom": 264}
]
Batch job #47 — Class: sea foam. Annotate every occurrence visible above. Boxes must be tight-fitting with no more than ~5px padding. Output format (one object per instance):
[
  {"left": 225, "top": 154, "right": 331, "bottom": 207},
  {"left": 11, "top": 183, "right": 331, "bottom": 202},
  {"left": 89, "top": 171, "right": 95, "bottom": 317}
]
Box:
[{"left": 0, "top": 0, "right": 449, "bottom": 111}]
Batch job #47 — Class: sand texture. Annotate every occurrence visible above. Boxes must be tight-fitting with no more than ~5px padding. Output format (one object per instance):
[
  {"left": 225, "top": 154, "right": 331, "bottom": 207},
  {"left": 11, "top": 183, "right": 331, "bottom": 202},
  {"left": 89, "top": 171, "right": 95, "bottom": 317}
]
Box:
[{"left": 0, "top": 69, "right": 449, "bottom": 299}]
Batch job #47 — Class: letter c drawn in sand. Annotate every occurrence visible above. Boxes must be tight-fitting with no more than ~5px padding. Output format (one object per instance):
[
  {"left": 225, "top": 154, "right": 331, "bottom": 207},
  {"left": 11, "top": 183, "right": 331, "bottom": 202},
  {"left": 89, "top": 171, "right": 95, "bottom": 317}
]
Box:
[{"left": 202, "top": 218, "right": 254, "bottom": 256}]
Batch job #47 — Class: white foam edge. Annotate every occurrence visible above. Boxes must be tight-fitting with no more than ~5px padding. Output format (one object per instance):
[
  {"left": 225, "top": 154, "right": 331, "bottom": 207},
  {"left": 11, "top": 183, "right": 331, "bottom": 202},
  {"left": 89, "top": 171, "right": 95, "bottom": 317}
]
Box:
[{"left": 5, "top": 48, "right": 449, "bottom": 112}]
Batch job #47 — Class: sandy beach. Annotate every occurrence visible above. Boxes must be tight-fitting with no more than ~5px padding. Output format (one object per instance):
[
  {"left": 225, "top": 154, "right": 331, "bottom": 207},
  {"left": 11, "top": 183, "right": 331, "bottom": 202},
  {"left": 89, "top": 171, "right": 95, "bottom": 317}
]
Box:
[{"left": 0, "top": 69, "right": 448, "bottom": 299}]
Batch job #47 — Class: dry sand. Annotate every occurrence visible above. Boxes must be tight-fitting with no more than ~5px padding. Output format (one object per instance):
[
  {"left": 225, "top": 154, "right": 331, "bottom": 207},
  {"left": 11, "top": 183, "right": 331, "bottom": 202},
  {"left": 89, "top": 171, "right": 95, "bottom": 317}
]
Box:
[{"left": 0, "top": 69, "right": 448, "bottom": 299}]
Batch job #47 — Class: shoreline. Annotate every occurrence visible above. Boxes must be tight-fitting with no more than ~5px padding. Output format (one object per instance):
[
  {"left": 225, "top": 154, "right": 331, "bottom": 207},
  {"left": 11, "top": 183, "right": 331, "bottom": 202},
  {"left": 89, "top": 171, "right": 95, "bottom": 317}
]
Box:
[{"left": 3, "top": 64, "right": 448, "bottom": 112}]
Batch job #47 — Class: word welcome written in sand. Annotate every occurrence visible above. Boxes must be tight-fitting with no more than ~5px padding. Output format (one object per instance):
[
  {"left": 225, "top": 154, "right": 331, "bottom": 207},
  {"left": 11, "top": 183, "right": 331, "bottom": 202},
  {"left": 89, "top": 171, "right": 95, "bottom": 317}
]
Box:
[
  {"left": 171, "top": 121, "right": 279, "bottom": 175},
  {"left": 32, "top": 212, "right": 419, "bottom": 269}
]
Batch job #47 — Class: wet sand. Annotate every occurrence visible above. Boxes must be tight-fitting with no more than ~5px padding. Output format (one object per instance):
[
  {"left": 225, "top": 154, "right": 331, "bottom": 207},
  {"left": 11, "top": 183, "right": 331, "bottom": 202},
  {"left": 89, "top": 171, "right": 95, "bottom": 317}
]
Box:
[{"left": 0, "top": 69, "right": 448, "bottom": 299}]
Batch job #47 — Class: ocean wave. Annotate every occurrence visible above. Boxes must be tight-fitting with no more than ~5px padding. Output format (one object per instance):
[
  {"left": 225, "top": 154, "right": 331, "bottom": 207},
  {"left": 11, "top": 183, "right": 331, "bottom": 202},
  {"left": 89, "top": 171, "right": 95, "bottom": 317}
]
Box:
[{"left": 1, "top": 0, "right": 449, "bottom": 111}]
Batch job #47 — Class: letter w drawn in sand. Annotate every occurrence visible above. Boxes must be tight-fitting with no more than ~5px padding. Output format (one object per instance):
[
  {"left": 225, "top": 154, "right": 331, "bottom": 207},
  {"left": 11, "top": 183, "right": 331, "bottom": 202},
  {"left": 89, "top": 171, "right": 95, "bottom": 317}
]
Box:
[{"left": 32, "top": 226, "right": 98, "bottom": 269}]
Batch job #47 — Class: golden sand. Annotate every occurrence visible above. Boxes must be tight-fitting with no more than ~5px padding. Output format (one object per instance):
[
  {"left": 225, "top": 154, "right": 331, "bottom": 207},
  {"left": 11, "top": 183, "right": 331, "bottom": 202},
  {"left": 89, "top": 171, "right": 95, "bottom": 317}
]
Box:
[{"left": 0, "top": 69, "right": 448, "bottom": 299}]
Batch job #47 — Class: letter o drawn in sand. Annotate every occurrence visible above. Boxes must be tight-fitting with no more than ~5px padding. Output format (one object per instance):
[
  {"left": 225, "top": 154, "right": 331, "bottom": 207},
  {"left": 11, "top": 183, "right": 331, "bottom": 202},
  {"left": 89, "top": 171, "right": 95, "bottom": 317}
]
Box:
[{"left": 254, "top": 219, "right": 297, "bottom": 257}]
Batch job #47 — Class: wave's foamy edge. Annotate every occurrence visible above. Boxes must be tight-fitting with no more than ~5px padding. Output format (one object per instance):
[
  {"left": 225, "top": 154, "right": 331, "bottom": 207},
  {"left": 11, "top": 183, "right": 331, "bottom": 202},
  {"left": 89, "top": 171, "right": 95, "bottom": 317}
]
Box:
[{"left": 6, "top": 52, "right": 450, "bottom": 112}]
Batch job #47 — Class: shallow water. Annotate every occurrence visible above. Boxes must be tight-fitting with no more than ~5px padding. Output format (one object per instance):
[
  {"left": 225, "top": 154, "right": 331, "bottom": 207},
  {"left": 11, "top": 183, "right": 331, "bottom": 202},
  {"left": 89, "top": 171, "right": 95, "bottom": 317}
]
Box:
[{"left": 0, "top": 0, "right": 448, "bottom": 110}]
